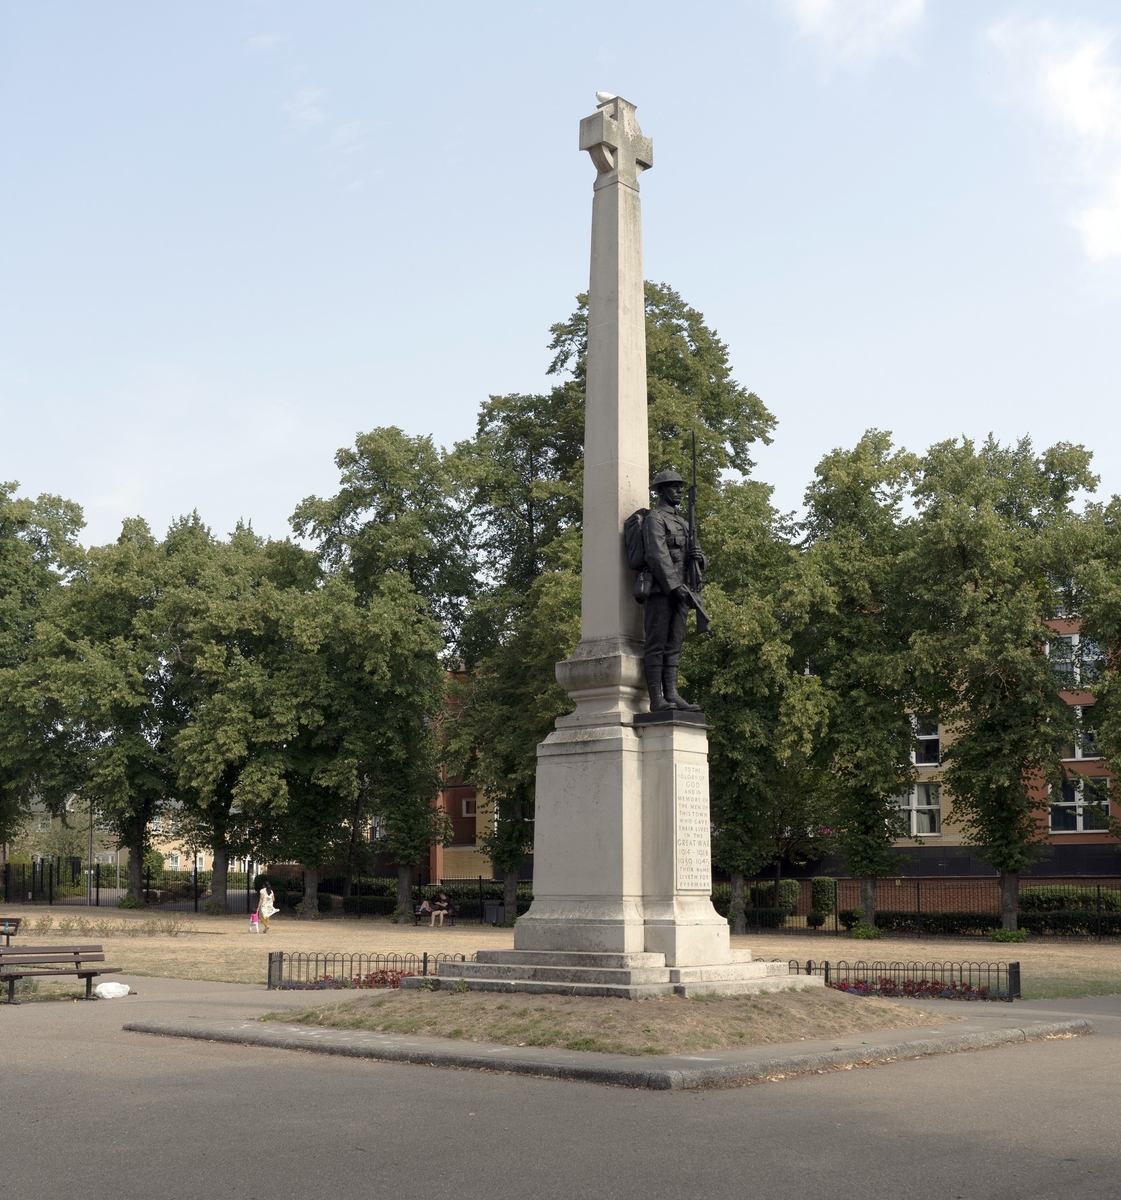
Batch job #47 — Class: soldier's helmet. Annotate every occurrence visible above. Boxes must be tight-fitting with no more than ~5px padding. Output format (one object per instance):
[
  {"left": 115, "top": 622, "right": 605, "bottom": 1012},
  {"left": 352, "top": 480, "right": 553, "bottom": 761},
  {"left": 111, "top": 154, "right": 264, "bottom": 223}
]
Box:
[{"left": 651, "top": 468, "right": 686, "bottom": 490}]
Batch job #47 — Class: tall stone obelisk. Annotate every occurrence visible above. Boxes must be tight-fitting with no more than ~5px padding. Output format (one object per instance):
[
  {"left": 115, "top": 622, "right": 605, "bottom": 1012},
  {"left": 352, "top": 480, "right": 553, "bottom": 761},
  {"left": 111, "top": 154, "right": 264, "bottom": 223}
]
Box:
[
  {"left": 512, "top": 96, "right": 654, "bottom": 956},
  {"left": 419, "top": 97, "right": 820, "bottom": 996}
]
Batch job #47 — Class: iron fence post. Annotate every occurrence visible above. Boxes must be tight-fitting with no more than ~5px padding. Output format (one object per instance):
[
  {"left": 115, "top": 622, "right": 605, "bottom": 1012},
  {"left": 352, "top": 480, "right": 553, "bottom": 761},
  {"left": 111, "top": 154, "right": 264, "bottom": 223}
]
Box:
[
  {"left": 916, "top": 879, "right": 922, "bottom": 937},
  {"left": 1009, "top": 961, "right": 1021, "bottom": 1001},
  {"left": 193, "top": 860, "right": 198, "bottom": 912},
  {"left": 267, "top": 950, "right": 281, "bottom": 990},
  {"left": 754, "top": 877, "right": 760, "bottom": 931},
  {"left": 246, "top": 867, "right": 251, "bottom": 920},
  {"left": 833, "top": 879, "right": 839, "bottom": 935},
  {"left": 95, "top": 862, "right": 100, "bottom": 907},
  {"left": 2, "top": 862, "right": 7, "bottom": 905},
  {"left": 824, "top": 961, "right": 831, "bottom": 986},
  {"left": 49, "top": 858, "right": 53, "bottom": 905},
  {"left": 1097, "top": 884, "right": 1102, "bottom": 943},
  {"left": 356, "top": 870, "right": 361, "bottom": 920},
  {"left": 478, "top": 875, "right": 484, "bottom": 925},
  {"left": 423, "top": 951, "right": 428, "bottom": 977}
]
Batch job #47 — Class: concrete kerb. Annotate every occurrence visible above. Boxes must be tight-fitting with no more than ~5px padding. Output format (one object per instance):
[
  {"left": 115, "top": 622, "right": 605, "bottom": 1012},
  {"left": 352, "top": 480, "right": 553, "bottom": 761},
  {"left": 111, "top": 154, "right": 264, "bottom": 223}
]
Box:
[{"left": 122, "top": 1016, "right": 1093, "bottom": 1091}]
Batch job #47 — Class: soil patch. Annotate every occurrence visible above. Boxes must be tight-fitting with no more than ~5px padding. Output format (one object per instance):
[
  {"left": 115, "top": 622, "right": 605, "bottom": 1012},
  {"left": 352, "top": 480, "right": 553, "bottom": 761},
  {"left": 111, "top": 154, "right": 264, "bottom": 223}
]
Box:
[{"left": 268, "top": 985, "right": 945, "bottom": 1056}]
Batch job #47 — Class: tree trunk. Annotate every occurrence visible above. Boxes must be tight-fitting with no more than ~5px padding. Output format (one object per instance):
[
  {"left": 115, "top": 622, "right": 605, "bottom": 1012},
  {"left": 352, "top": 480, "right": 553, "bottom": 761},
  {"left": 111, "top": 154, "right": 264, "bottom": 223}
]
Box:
[
  {"left": 860, "top": 877, "right": 877, "bottom": 927},
  {"left": 503, "top": 865, "right": 521, "bottom": 924},
  {"left": 396, "top": 864, "right": 413, "bottom": 924},
  {"left": 1000, "top": 870, "right": 1019, "bottom": 931},
  {"left": 210, "top": 845, "right": 229, "bottom": 913},
  {"left": 729, "top": 872, "right": 746, "bottom": 936},
  {"left": 128, "top": 838, "right": 144, "bottom": 902},
  {"left": 300, "top": 864, "right": 319, "bottom": 920}
]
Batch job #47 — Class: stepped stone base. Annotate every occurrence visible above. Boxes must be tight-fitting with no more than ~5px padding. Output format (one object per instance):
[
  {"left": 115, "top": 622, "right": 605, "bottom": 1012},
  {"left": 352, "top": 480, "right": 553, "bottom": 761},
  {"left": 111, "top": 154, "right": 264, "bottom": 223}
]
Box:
[{"left": 400, "top": 948, "right": 825, "bottom": 1000}]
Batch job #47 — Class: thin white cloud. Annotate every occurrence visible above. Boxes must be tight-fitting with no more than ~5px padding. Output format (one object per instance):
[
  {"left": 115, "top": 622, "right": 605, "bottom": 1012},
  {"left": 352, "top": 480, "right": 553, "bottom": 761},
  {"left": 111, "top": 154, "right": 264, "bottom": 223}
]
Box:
[
  {"left": 327, "top": 121, "right": 366, "bottom": 154},
  {"left": 990, "top": 19, "right": 1121, "bottom": 262},
  {"left": 248, "top": 33, "right": 284, "bottom": 51},
  {"left": 777, "top": 0, "right": 926, "bottom": 71},
  {"left": 282, "top": 86, "right": 327, "bottom": 131}
]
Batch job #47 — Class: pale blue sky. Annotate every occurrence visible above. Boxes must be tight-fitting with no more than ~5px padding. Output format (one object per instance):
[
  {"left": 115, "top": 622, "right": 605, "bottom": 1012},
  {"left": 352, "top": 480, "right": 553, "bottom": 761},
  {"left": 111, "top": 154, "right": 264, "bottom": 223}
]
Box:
[{"left": 3, "top": 1, "right": 1120, "bottom": 545}]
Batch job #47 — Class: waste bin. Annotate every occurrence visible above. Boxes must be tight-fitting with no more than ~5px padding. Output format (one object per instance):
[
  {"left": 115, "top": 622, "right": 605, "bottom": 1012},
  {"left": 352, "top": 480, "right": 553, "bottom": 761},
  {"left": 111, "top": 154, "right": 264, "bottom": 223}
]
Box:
[{"left": 484, "top": 900, "right": 506, "bottom": 925}]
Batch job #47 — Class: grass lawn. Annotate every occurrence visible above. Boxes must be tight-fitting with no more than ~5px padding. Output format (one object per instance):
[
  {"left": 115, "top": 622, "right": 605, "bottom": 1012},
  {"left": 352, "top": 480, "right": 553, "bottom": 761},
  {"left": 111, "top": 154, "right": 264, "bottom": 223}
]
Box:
[
  {"left": 268, "top": 986, "right": 944, "bottom": 1056},
  {"left": 3, "top": 908, "right": 1121, "bottom": 999}
]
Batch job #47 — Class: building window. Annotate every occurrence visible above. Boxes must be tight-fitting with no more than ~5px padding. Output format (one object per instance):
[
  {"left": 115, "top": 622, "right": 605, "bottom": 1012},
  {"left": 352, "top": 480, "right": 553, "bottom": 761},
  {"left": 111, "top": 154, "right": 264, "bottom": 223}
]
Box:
[
  {"left": 151, "top": 816, "right": 163, "bottom": 834},
  {"left": 899, "top": 784, "right": 941, "bottom": 835},
  {"left": 196, "top": 852, "right": 206, "bottom": 871},
  {"left": 1061, "top": 706, "right": 1100, "bottom": 761},
  {"left": 914, "top": 719, "right": 940, "bottom": 765},
  {"left": 1050, "top": 633, "right": 1104, "bottom": 687},
  {"left": 462, "top": 798, "right": 476, "bottom": 817},
  {"left": 37, "top": 814, "right": 51, "bottom": 832},
  {"left": 95, "top": 852, "right": 114, "bottom": 865},
  {"left": 1050, "top": 777, "right": 1110, "bottom": 833},
  {"left": 169, "top": 853, "right": 180, "bottom": 870}
]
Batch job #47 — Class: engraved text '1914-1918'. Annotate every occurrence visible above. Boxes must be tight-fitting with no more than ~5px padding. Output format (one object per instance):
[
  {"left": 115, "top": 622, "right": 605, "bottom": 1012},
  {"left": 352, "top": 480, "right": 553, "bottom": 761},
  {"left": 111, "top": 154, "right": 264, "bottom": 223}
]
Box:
[{"left": 674, "top": 761, "right": 711, "bottom": 892}]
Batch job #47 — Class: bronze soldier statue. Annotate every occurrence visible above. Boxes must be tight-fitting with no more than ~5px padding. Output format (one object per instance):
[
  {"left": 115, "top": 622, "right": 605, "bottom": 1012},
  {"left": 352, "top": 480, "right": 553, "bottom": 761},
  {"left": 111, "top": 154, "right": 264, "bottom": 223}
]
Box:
[{"left": 634, "top": 468, "right": 707, "bottom": 713}]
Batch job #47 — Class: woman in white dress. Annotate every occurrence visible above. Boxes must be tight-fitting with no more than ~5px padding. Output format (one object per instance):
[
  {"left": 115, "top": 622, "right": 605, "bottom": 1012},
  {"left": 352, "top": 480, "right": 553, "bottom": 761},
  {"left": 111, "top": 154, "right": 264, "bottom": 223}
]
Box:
[{"left": 257, "top": 884, "right": 278, "bottom": 933}]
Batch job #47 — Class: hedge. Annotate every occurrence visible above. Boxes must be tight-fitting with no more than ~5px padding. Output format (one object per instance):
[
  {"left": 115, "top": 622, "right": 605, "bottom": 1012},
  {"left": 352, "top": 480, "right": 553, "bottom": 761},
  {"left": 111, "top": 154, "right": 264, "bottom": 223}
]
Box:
[
  {"left": 811, "top": 877, "right": 837, "bottom": 915},
  {"left": 1019, "top": 885, "right": 1121, "bottom": 913}
]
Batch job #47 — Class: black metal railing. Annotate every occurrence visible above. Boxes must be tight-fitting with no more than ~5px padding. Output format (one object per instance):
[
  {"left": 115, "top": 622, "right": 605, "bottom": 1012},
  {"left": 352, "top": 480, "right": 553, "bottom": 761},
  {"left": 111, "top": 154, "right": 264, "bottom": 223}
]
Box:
[
  {"left": 714, "top": 877, "right": 1121, "bottom": 939},
  {"left": 266, "top": 950, "right": 476, "bottom": 990},
  {"left": 785, "top": 958, "right": 1021, "bottom": 1001}
]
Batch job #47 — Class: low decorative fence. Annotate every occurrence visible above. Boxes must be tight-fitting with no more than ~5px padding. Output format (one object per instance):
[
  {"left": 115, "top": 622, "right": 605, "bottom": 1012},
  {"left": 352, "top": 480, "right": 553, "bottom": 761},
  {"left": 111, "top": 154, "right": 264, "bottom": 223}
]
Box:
[
  {"left": 785, "top": 958, "right": 1021, "bottom": 1002},
  {"left": 266, "top": 950, "right": 476, "bottom": 990}
]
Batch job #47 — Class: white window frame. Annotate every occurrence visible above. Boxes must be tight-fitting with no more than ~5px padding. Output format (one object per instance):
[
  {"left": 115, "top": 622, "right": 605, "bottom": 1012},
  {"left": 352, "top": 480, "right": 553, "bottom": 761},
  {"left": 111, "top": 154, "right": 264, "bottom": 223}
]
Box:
[
  {"left": 898, "top": 783, "right": 942, "bottom": 836},
  {"left": 462, "top": 798, "right": 476, "bottom": 818},
  {"left": 168, "top": 853, "right": 180, "bottom": 870},
  {"left": 1049, "top": 777, "right": 1111, "bottom": 834},
  {"left": 37, "top": 813, "right": 52, "bottom": 832},
  {"left": 1061, "top": 705, "right": 1101, "bottom": 761},
  {"left": 912, "top": 718, "right": 940, "bottom": 766},
  {"left": 1049, "top": 632, "right": 1105, "bottom": 688}
]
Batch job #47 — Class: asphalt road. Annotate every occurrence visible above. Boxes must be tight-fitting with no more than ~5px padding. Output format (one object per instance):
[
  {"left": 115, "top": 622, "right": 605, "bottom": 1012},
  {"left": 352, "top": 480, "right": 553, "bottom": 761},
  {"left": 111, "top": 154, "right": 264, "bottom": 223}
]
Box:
[{"left": 3, "top": 977, "right": 1118, "bottom": 1200}]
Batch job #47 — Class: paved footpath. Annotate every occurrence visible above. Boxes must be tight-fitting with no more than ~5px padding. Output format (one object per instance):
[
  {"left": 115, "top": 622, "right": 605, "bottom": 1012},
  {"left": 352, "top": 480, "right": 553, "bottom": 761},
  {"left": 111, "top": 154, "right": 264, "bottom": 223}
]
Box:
[{"left": 3, "top": 975, "right": 1119, "bottom": 1200}]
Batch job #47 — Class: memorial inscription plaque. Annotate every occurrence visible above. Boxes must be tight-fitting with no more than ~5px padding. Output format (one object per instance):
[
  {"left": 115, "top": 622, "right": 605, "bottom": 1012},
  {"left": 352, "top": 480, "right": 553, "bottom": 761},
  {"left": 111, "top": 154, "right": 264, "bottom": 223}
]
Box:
[{"left": 674, "top": 761, "right": 711, "bottom": 892}]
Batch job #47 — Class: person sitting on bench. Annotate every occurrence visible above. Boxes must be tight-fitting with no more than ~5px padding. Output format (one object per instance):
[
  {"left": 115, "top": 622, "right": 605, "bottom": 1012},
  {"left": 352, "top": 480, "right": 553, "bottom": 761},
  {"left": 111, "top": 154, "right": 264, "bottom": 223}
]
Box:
[{"left": 427, "top": 893, "right": 450, "bottom": 926}]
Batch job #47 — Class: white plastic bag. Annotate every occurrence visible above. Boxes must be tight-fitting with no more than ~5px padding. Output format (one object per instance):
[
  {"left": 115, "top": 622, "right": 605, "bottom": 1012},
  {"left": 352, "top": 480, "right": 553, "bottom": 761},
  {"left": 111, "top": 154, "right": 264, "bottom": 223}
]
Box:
[{"left": 93, "top": 981, "right": 130, "bottom": 999}]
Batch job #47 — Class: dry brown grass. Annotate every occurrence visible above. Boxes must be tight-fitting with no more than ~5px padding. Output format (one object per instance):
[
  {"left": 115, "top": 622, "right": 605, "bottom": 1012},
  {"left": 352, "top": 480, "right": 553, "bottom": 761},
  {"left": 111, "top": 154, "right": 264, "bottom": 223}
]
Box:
[
  {"left": 5, "top": 909, "right": 1121, "bottom": 998},
  {"left": 270, "top": 985, "right": 943, "bottom": 1056},
  {"left": 0, "top": 908, "right": 514, "bottom": 986}
]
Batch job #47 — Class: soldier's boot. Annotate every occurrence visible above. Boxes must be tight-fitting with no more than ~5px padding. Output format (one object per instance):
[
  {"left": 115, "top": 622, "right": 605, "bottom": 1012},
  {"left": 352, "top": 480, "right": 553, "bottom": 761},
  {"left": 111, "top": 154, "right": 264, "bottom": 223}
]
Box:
[
  {"left": 663, "top": 667, "right": 702, "bottom": 712},
  {"left": 645, "top": 669, "right": 675, "bottom": 713}
]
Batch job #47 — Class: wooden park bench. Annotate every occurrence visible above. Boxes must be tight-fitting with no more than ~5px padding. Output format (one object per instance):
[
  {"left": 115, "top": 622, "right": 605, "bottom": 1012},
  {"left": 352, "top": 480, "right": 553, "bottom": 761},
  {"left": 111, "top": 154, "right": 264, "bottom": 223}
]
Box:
[
  {"left": 413, "top": 902, "right": 458, "bottom": 926},
  {"left": 0, "top": 916, "right": 22, "bottom": 945},
  {"left": 0, "top": 944, "right": 122, "bottom": 1004}
]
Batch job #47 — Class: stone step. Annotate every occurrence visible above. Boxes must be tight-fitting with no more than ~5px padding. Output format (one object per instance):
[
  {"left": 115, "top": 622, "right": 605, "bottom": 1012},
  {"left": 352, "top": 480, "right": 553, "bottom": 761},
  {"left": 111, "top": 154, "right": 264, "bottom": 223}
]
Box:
[
  {"left": 674, "top": 976, "right": 825, "bottom": 998},
  {"left": 475, "top": 950, "right": 667, "bottom": 970},
  {"left": 667, "top": 962, "right": 786, "bottom": 984},
  {"left": 437, "top": 961, "right": 671, "bottom": 986}
]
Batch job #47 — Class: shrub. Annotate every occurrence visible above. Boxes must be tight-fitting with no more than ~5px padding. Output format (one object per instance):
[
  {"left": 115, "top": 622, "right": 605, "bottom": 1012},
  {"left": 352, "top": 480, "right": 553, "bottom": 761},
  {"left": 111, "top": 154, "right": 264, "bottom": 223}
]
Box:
[
  {"left": 838, "top": 909, "right": 999, "bottom": 936},
  {"left": 116, "top": 896, "right": 145, "bottom": 909},
  {"left": 990, "top": 928, "right": 1028, "bottom": 942},
  {"left": 1019, "top": 885, "right": 1121, "bottom": 913},
  {"left": 750, "top": 879, "right": 800, "bottom": 915},
  {"left": 807, "top": 910, "right": 826, "bottom": 929},
  {"left": 851, "top": 922, "right": 880, "bottom": 940},
  {"left": 811, "top": 877, "right": 837, "bottom": 915},
  {"left": 201, "top": 900, "right": 226, "bottom": 916},
  {"left": 1018, "top": 911, "right": 1121, "bottom": 936}
]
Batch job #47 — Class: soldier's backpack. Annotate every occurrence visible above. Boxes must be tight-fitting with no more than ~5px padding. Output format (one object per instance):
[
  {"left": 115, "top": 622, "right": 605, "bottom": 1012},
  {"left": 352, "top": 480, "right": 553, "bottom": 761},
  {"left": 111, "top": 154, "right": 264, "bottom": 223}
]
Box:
[{"left": 623, "top": 508, "right": 649, "bottom": 570}]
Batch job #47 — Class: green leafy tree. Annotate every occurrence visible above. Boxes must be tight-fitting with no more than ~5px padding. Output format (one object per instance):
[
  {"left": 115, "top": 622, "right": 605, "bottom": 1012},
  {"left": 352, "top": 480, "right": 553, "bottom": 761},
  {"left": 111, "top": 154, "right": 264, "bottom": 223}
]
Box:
[
  {"left": 910, "top": 437, "right": 1094, "bottom": 928},
  {"left": 799, "top": 431, "right": 920, "bottom": 923},
  {"left": 685, "top": 481, "right": 832, "bottom": 933},
  {"left": 289, "top": 435, "right": 454, "bottom": 919},
  {"left": 0, "top": 482, "right": 85, "bottom": 851},
  {"left": 448, "top": 282, "right": 775, "bottom": 907}
]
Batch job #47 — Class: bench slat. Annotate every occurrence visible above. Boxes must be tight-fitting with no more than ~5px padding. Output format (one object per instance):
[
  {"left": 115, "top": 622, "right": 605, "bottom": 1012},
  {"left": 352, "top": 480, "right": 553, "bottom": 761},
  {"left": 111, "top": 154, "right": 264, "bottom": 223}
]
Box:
[
  {"left": 0, "top": 944, "right": 105, "bottom": 953},
  {"left": 1, "top": 954, "right": 108, "bottom": 966},
  {"left": 1, "top": 966, "right": 122, "bottom": 979}
]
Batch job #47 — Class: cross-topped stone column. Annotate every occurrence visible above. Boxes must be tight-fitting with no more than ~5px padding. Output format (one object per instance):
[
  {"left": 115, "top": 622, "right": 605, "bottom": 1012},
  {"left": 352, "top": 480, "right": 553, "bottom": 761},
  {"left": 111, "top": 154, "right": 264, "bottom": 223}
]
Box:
[{"left": 554, "top": 95, "right": 653, "bottom": 726}]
